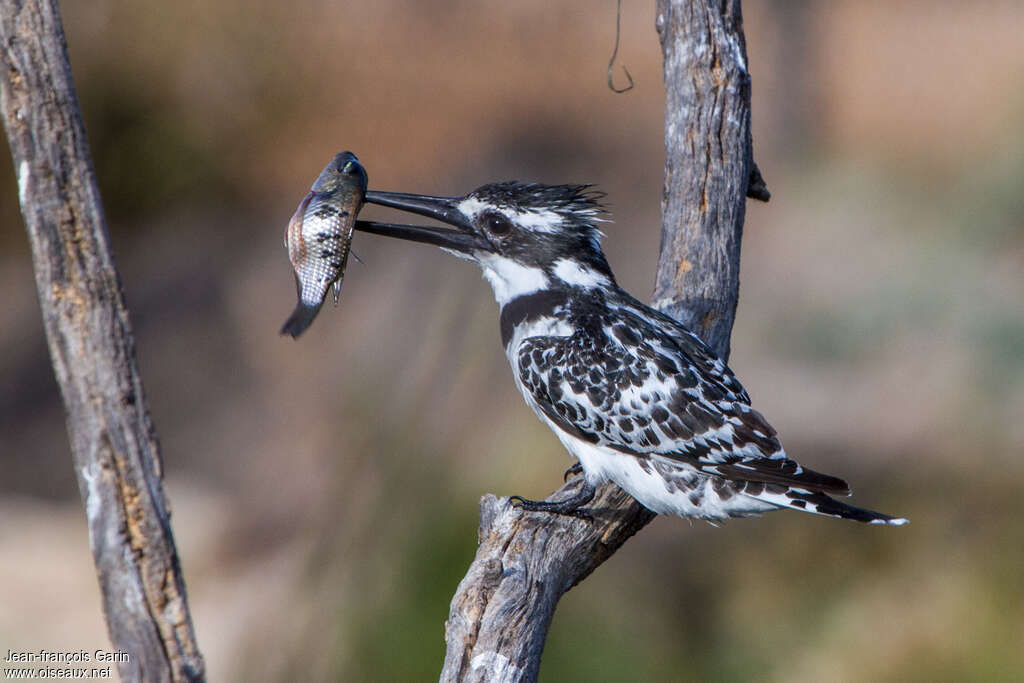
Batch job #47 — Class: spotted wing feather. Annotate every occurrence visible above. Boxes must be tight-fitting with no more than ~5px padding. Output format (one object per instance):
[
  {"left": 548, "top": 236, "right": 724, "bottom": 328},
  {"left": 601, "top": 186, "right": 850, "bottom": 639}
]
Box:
[{"left": 515, "top": 296, "right": 850, "bottom": 496}]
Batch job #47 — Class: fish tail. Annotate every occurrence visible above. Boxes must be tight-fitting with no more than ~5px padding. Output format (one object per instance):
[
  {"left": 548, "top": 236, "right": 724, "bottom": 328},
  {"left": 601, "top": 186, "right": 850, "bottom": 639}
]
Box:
[{"left": 280, "top": 302, "right": 322, "bottom": 338}]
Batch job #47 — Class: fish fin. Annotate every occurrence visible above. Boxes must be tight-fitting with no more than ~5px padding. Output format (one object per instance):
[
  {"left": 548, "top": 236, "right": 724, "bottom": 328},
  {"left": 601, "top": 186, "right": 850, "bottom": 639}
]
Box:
[
  {"left": 332, "top": 279, "right": 342, "bottom": 305},
  {"left": 350, "top": 250, "right": 363, "bottom": 265},
  {"left": 285, "top": 194, "right": 313, "bottom": 257},
  {"left": 280, "top": 301, "right": 322, "bottom": 338}
]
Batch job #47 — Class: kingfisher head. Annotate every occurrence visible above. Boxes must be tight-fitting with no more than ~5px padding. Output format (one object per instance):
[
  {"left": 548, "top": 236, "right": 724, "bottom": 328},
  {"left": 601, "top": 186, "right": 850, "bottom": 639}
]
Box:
[{"left": 361, "top": 182, "right": 615, "bottom": 304}]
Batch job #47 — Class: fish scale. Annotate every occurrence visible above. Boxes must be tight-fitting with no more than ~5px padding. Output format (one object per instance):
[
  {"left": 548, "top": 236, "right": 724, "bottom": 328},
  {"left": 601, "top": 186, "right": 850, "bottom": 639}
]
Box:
[{"left": 281, "top": 151, "right": 367, "bottom": 338}]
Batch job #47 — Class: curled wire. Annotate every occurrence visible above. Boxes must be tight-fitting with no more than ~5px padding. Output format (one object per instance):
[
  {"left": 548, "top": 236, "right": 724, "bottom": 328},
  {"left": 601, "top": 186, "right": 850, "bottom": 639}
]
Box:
[{"left": 607, "top": 0, "right": 634, "bottom": 93}]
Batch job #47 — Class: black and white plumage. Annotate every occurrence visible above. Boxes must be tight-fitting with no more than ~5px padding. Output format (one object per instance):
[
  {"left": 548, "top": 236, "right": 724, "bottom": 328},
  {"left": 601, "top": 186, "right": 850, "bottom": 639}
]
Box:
[{"left": 357, "top": 182, "right": 907, "bottom": 525}]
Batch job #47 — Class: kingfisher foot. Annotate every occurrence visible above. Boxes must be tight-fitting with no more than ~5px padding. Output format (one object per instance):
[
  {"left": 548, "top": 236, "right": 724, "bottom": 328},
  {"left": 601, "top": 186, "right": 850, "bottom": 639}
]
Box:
[
  {"left": 509, "top": 480, "right": 595, "bottom": 519},
  {"left": 563, "top": 461, "right": 584, "bottom": 482}
]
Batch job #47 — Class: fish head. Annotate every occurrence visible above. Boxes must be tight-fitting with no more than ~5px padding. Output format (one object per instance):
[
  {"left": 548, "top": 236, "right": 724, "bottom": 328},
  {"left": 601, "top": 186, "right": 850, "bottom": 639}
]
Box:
[{"left": 312, "top": 151, "right": 367, "bottom": 195}]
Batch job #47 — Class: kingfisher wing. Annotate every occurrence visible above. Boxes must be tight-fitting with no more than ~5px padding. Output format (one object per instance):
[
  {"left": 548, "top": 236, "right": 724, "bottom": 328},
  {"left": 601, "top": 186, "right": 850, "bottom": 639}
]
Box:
[{"left": 515, "top": 304, "right": 850, "bottom": 495}]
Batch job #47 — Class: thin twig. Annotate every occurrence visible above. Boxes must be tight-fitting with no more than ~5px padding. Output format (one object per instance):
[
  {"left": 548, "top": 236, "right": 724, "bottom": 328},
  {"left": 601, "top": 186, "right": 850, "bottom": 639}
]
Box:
[{"left": 607, "top": 0, "right": 634, "bottom": 93}]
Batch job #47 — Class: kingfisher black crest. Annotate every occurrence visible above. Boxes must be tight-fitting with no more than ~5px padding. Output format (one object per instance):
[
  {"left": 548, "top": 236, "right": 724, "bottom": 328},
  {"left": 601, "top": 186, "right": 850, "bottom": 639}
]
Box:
[
  {"left": 355, "top": 181, "right": 907, "bottom": 526},
  {"left": 470, "top": 182, "right": 606, "bottom": 218}
]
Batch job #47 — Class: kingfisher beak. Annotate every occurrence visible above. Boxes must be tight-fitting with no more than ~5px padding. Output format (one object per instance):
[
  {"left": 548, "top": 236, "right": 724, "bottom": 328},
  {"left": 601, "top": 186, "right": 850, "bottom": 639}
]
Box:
[{"left": 355, "top": 190, "right": 488, "bottom": 254}]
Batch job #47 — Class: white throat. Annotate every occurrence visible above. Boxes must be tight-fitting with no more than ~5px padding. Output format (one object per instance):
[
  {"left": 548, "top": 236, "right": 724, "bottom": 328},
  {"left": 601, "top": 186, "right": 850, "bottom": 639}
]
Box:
[{"left": 477, "top": 254, "right": 550, "bottom": 306}]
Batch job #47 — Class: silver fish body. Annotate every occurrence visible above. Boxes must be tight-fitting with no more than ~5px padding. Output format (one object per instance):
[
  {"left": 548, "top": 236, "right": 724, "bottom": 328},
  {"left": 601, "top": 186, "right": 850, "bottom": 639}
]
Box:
[{"left": 281, "top": 151, "right": 367, "bottom": 337}]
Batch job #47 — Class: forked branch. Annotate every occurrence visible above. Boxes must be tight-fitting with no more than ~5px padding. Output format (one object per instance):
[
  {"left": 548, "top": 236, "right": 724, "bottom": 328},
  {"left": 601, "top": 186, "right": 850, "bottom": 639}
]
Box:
[{"left": 439, "top": 1, "right": 760, "bottom": 681}]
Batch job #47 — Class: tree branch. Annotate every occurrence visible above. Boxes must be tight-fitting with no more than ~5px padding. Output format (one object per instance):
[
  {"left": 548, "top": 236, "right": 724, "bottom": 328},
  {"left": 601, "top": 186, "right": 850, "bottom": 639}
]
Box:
[
  {"left": 0, "top": 2, "right": 204, "bottom": 681},
  {"left": 439, "top": 1, "right": 759, "bottom": 681}
]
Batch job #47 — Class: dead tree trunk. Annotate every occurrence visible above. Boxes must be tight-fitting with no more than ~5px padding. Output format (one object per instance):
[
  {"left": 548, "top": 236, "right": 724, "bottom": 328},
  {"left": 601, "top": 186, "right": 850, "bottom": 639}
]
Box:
[
  {"left": 438, "top": 1, "right": 766, "bottom": 681},
  {"left": 0, "top": 2, "right": 205, "bottom": 681}
]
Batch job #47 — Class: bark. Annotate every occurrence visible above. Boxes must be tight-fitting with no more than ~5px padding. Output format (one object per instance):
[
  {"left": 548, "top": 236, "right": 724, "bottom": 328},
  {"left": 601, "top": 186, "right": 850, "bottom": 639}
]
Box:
[
  {"left": 439, "top": 1, "right": 761, "bottom": 681},
  {"left": 652, "top": 0, "right": 764, "bottom": 361},
  {"left": 0, "top": 2, "right": 204, "bottom": 681}
]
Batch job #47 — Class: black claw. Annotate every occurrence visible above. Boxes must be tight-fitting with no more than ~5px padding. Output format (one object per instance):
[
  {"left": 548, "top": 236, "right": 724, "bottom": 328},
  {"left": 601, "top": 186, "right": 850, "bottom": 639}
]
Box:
[
  {"left": 563, "top": 461, "right": 584, "bottom": 482},
  {"left": 509, "top": 480, "right": 596, "bottom": 520}
]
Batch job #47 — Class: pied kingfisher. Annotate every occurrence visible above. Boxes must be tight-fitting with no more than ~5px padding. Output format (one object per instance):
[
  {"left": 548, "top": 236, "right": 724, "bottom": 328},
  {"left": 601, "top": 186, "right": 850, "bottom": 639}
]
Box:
[{"left": 356, "top": 182, "right": 906, "bottom": 525}]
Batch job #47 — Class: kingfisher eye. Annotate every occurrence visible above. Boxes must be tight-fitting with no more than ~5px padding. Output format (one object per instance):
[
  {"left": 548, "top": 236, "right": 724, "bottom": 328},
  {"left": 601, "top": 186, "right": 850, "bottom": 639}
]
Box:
[{"left": 483, "top": 212, "right": 513, "bottom": 236}]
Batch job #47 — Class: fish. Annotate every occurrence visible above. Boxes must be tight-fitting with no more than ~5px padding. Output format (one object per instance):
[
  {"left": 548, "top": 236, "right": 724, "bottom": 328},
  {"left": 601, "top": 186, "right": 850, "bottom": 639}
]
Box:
[{"left": 281, "top": 151, "right": 367, "bottom": 338}]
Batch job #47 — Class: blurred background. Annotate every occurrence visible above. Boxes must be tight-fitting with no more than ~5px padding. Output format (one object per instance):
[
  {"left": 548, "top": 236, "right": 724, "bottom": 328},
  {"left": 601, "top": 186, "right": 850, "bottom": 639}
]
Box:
[{"left": 2, "top": 1, "right": 1022, "bottom": 680}]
